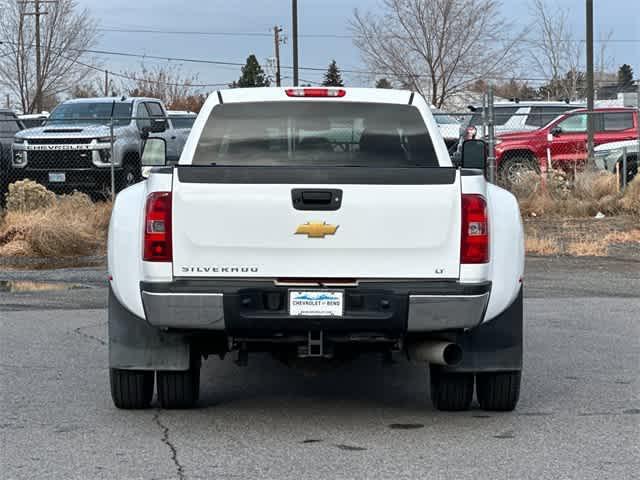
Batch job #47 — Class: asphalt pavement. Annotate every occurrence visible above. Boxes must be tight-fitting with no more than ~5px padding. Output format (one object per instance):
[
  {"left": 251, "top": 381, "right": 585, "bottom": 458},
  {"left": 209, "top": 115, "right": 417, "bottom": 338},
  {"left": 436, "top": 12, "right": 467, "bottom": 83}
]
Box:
[{"left": 1, "top": 256, "right": 639, "bottom": 480}]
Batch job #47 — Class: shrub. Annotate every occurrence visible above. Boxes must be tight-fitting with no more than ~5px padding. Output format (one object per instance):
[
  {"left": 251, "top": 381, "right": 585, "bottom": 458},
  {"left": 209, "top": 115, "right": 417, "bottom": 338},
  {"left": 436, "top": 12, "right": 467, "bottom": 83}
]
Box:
[
  {"left": 5, "top": 180, "right": 56, "bottom": 212},
  {"left": 0, "top": 183, "right": 112, "bottom": 258}
]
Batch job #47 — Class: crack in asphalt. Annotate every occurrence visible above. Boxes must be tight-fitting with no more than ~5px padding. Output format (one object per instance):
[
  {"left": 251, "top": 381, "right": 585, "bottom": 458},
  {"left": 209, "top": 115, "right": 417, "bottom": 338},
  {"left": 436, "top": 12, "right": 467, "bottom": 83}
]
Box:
[
  {"left": 154, "top": 412, "right": 186, "bottom": 480},
  {"left": 72, "top": 322, "right": 107, "bottom": 346}
]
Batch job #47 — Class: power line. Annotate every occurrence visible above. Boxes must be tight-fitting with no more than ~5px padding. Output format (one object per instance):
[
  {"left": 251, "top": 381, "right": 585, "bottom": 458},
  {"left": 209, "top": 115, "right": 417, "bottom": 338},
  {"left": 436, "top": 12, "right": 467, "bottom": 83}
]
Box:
[
  {"left": 0, "top": 39, "right": 633, "bottom": 87},
  {"left": 73, "top": 58, "right": 231, "bottom": 88},
  {"left": 96, "top": 26, "right": 640, "bottom": 43}
]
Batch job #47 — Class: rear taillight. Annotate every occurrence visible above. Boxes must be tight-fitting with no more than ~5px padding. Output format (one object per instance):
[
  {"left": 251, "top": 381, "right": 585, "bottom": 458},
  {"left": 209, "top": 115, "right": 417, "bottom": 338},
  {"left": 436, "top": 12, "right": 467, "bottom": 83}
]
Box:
[
  {"left": 285, "top": 88, "right": 346, "bottom": 98},
  {"left": 461, "top": 194, "right": 489, "bottom": 264},
  {"left": 143, "top": 192, "right": 172, "bottom": 262}
]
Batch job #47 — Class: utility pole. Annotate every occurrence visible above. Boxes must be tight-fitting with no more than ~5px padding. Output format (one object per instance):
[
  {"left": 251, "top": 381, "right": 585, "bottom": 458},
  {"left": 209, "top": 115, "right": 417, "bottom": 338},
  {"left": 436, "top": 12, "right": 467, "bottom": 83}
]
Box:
[
  {"left": 20, "top": 0, "right": 56, "bottom": 113},
  {"left": 273, "top": 26, "right": 283, "bottom": 87},
  {"left": 585, "top": 0, "right": 595, "bottom": 168},
  {"left": 104, "top": 70, "right": 109, "bottom": 96},
  {"left": 292, "top": 0, "right": 299, "bottom": 86},
  {"left": 5, "top": 94, "right": 10, "bottom": 109}
]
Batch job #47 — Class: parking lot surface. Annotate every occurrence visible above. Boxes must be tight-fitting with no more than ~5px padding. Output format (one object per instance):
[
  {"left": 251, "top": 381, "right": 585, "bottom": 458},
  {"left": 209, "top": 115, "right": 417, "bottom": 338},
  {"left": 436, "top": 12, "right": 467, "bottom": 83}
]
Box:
[{"left": 1, "top": 256, "right": 639, "bottom": 480}]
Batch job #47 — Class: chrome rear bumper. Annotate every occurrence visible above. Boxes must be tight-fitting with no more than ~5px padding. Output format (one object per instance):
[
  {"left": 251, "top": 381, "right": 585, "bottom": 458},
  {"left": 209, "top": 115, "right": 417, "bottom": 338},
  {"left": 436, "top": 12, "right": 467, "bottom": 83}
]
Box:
[{"left": 140, "top": 282, "right": 491, "bottom": 332}]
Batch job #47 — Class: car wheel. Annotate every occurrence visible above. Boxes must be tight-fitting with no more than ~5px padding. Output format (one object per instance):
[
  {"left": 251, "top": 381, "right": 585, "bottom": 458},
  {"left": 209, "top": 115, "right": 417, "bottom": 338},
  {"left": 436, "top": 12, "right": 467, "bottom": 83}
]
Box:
[
  {"left": 619, "top": 156, "right": 638, "bottom": 189},
  {"left": 116, "top": 162, "right": 140, "bottom": 192},
  {"left": 498, "top": 156, "right": 539, "bottom": 188},
  {"left": 429, "top": 366, "right": 474, "bottom": 411},
  {"left": 110, "top": 368, "right": 154, "bottom": 409},
  {"left": 476, "top": 371, "right": 521, "bottom": 411},
  {"left": 157, "top": 362, "right": 200, "bottom": 409}
]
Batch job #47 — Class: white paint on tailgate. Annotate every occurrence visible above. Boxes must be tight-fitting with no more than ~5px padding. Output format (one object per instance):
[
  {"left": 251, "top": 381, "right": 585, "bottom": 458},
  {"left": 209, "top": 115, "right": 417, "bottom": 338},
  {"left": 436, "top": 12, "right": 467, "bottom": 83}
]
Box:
[{"left": 172, "top": 181, "right": 462, "bottom": 279}]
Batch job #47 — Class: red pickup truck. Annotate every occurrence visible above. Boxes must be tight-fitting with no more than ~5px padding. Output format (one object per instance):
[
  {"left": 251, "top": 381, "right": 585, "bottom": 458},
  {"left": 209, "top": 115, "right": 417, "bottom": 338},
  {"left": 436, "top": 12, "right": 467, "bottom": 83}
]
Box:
[{"left": 494, "top": 107, "right": 638, "bottom": 183}]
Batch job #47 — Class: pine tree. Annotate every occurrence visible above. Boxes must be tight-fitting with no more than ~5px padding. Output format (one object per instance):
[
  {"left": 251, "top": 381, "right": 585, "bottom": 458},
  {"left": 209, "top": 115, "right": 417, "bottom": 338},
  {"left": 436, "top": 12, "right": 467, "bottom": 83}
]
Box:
[
  {"left": 322, "top": 60, "right": 344, "bottom": 87},
  {"left": 375, "top": 78, "right": 392, "bottom": 89},
  {"left": 231, "top": 55, "right": 270, "bottom": 88},
  {"left": 617, "top": 64, "right": 634, "bottom": 89}
]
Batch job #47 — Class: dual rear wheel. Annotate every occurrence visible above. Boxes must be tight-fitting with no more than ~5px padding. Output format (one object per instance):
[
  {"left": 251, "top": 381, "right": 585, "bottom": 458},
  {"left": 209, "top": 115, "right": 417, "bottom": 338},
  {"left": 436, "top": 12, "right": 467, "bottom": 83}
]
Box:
[
  {"left": 110, "top": 361, "right": 201, "bottom": 410},
  {"left": 109, "top": 361, "right": 520, "bottom": 411},
  {"left": 430, "top": 367, "right": 521, "bottom": 411}
]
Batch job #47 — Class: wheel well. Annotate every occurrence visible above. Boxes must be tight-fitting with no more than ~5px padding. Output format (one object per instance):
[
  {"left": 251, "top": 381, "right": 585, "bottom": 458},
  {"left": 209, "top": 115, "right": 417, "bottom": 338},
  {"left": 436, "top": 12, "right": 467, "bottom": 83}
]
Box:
[
  {"left": 617, "top": 153, "right": 638, "bottom": 167},
  {"left": 498, "top": 149, "right": 538, "bottom": 170},
  {"left": 122, "top": 151, "right": 140, "bottom": 168}
]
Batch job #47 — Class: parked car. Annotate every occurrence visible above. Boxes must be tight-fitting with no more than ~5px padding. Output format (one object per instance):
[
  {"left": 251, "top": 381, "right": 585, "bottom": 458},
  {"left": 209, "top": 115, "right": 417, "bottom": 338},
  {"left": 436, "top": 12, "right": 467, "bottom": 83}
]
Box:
[
  {"left": 167, "top": 110, "right": 197, "bottom": 130},
  {"left": 1, "top": 109, "right": 24, "bottom": 199},
  {"left": 108, "top": 86, "right": 525, "bottom": 412},
  {"left": 10, "top": 97, "right": 186, "bottom": 193},
  {"left": 594, "top": 139, "right": 639, "bottom": 186},
  {"left": 18, "top": 112, "right": 49, "bottom": 129},
  {"left": 432, "top": 107, "right": 462, "bottom": 153},
  {"left": 494, "top": 107, "right": 639, "bottom": 184},
  {"left": 464, "top": 101, "right": 584, "bottom": 139}
]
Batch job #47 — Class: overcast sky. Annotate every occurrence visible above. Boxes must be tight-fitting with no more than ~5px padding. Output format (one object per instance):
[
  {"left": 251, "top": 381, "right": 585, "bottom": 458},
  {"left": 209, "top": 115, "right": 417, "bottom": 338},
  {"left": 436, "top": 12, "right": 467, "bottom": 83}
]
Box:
[{"left": 46, "top": 0, "right": 640, "bottom": 92}]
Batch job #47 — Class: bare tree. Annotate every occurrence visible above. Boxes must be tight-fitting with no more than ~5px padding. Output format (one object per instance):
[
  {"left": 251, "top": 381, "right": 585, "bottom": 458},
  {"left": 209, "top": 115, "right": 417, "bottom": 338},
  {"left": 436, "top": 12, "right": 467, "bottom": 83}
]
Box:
[
  {"left": 0, "top": 0, "right": 98, "bottom": 113},
  {"left": 528, "top": 0, "right": 614, "bottom": 101},
  {"left": 350, "top": 0, "right": 522, "bottom": 108},
  {"left": 123, "top": 64, "right": 207, "bottom": 112}
]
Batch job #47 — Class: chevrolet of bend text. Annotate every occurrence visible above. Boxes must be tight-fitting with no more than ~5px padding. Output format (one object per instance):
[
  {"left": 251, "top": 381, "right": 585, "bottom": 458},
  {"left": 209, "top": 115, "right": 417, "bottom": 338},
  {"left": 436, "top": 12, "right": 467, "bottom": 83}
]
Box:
[{"left": 108, "top": 87, "right": 525, "bottom": 412}]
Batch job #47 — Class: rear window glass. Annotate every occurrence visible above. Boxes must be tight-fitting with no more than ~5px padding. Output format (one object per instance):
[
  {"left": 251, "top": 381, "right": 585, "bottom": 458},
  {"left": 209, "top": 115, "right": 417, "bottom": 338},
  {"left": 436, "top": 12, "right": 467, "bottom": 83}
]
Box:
[
  {"left": 525, "top": 106, "right": 574, "bottom": 127},
  {"left": 603, "top": 112, "right": 634, "bottom": 131},
  {"left": 470, "top": 107, "right": 519, "bottom": 126},
  {"left": 170, "top": 116, "right": 195, "bottom": 129},
  {"left": 193, "top": 102, "right": 438, "bottom": 167},
  {"left": 0, "top": 114, "right": 21, "bottom": 134}
]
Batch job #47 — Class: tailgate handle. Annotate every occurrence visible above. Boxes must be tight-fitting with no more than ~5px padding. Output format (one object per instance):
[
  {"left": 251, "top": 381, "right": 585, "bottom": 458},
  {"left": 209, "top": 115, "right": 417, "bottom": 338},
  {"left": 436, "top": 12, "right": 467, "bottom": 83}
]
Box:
[{"left": 292, "top": 189, "right": 342, "bottom": 211}]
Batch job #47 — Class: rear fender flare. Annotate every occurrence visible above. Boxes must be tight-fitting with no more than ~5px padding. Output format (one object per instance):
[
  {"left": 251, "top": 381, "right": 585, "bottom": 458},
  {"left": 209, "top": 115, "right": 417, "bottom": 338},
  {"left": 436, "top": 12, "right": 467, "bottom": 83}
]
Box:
[
  {"left": 484, "top": 184, "right": 524, "bottom": 322},
  {"left": 108, "top": 181, "right": 146, "bottom": 318}
]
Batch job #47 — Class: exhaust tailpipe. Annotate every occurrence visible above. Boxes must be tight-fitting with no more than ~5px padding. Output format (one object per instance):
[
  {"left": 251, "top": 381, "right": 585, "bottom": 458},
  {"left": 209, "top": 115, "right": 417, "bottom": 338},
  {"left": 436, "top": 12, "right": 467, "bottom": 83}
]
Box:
[{"left": 408, "top": 340, "right": 463, "bottom": 366}]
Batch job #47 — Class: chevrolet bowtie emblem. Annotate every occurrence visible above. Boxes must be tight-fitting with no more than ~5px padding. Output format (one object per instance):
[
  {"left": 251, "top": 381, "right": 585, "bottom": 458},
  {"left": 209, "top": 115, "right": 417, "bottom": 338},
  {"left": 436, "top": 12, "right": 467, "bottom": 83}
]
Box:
[{"left": 295, "top": 221, "right": 339, "bottom": 238}]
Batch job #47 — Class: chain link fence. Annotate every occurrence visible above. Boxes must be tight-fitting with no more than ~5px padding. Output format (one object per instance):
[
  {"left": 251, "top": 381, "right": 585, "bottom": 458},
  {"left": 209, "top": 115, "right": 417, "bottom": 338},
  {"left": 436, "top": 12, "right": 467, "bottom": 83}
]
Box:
[
  {"left": 2, "top": 99, "right": 639, "bottom": 207},
  {"left": 1, "top": 115, "right": 184, "bottom": 205},
  {"left": 436, "top": 88, "right": 639, "bottom": 193}
]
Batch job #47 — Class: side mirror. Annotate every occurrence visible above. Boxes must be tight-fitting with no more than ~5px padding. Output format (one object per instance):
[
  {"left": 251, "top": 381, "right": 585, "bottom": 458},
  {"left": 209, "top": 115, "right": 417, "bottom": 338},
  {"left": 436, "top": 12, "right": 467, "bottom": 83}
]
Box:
[
  {"left": 550, "top": 126, "right": 562, "bottom": 136},
  {"left": 141, "top": 118, "right": 167, "bottom": 138},
  {"left": 460, "top": 139, "right": 487, "bottom": 170},
  {"left": 140, "top": 138, "right": 167, "bottom": 178}
]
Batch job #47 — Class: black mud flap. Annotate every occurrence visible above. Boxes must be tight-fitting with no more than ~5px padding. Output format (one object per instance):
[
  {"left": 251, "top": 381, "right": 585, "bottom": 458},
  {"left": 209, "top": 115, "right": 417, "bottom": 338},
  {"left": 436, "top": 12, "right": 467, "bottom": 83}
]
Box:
[
  {"left": 443, "top": 286, "right": 523, "bottom": 373},
  {"left": 108, "top": 286, "right": 191, "bottom": 371}
]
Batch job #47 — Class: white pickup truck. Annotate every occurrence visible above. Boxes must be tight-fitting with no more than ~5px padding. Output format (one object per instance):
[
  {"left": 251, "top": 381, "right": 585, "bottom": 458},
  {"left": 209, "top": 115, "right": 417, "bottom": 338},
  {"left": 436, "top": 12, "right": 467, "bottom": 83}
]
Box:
[{"left": 108, "top": 87, "right": 524, "bottom": 412}]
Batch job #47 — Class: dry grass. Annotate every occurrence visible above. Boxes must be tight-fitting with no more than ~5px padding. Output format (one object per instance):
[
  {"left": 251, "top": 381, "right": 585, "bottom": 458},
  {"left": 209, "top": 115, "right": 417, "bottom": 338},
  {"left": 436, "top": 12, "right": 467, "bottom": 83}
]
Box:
[
  {"left": 525, "top": 235, "right": 560, "bottom": 255},
  {"left": 565, "top": 240, "right": 608, "bottom": 257},
  {"left": 515, "top": 171, "right": 639, "bottom": 219},
  {"left": 0, "top": 181, "right": 111, "bottom": 258},
  {"left": 525, "top": 216, "right": 640, "bottom": 257}
]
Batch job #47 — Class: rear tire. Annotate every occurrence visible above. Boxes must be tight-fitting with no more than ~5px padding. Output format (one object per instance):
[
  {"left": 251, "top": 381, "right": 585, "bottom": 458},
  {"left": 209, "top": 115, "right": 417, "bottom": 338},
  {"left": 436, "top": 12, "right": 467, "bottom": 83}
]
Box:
[
  {"left": 116, "top": 161, "right": 140, "bottom": 192},
  {"left": 110, "top": 368, "right": 154, "bottom": 409},
  {"left": 618, "top": 156, "right": 638, "bottom": 189},
  {"left": 429, "top": 367, "right": 474, "bottom": 411},
  {"left": 157, "top": 362, "right": 200, "bottom": 409},
  {"left": 498, "top": 156, "right": 539, "bottom": 188},
  {"left": 476, "top": 371, "right": 521, "bottom": 411}
]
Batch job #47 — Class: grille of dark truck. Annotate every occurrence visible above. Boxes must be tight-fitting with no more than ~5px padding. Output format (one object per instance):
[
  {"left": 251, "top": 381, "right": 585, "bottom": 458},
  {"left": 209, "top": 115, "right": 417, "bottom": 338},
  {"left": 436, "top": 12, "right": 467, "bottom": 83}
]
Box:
[
  {"left": 26, "top": 150, "right": 94, "bottom": 169},
  {"left": 27, "top": 138, "right": 93, "bottom": 145}
]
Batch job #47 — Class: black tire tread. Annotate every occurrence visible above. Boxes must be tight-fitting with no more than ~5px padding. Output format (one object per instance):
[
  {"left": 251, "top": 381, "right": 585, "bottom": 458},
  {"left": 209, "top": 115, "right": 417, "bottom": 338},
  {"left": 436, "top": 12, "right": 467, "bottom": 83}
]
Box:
[
  {"left": 430, "top": 368, "right": 474, "bottom": 411},
  {"left": 476, "top": 371, "right": 521, "bottom": 411},
  {"left": 157, "top": 368, "right": 200, "bottom": 409},
  {"left": 110, "top": 368, "right": 154, "bottom": 409}
]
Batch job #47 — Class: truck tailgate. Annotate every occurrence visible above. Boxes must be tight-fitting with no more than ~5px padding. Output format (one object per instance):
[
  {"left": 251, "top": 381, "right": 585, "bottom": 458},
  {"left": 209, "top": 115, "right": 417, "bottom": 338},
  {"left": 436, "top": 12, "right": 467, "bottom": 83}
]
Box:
[{"left": 171, "top": 166, "right": 461, "bottom": 279}]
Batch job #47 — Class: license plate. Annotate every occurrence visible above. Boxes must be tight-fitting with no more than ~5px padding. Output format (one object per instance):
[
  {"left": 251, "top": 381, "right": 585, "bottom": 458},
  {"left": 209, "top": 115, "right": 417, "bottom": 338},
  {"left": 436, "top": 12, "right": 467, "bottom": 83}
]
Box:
[
  {"left": 289, "top": 290, "right": 344, "bottom": 317},
  {"left": 48, "top": 172, "right": 66, "bottom": 183}
]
